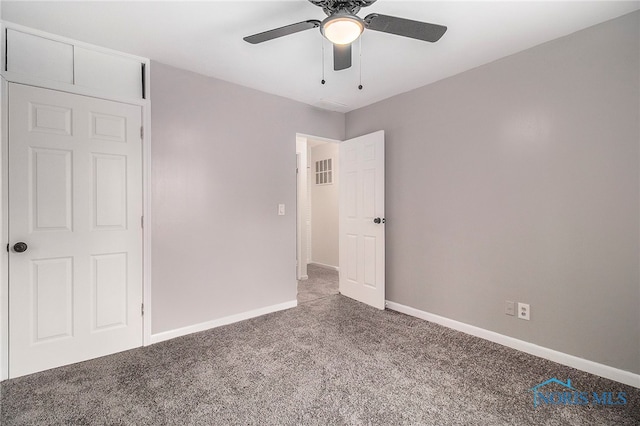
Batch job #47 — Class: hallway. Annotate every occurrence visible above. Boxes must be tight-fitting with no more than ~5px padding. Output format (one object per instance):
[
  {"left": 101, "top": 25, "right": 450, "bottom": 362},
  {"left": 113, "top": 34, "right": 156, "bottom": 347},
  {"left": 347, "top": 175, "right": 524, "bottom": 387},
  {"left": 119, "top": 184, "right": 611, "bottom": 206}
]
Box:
[{"left": 297, "top": 264, "right": 338, "bottom": 304}]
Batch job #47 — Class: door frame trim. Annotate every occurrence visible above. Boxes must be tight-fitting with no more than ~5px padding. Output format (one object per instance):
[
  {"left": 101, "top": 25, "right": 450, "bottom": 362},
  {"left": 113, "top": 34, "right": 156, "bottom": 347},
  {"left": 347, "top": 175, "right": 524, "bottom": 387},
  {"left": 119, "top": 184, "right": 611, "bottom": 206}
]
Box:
[
  {"left": 295, "top": 133, "right": 341, "bottom": 281},
  {"left": 0, "top": 23, "right": 153, "bottom": 380},
  {"left": 1, "top": 77, "right": 8, "bottom": 381}
]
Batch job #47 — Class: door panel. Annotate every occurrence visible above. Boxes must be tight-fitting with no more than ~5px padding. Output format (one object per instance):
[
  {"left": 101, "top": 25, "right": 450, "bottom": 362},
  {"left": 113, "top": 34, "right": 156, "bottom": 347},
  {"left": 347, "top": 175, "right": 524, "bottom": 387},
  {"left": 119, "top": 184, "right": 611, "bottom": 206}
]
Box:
[
  {"left": 339, "top": 131, "right": 385, "bottom": 309},
  {"left": 32, "top": 257, "right": 74, "bottom": 342},
  {"left": 92, "top": 253, "right": 128, "bottom": 330},
  {"left": 90, "top": 112, "right": 127, "bottom": 142},
  {"left": 31, "top": 148, "right": 73, "bottom": 231},
  {"left": 8, "top": 83, "right": 143, "bottom": 378},
  {"left": 92, "top": 154, "right": 128, "bottom": 229}
]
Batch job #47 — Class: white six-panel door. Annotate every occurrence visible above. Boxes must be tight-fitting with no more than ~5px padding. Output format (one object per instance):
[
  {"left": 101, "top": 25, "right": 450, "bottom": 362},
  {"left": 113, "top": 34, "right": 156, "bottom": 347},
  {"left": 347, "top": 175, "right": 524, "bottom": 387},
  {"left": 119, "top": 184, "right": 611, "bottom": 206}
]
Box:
[
  {"left": 339, "top": 131, "right": 385, "bottom": 309},
  {"left": 8, "top": 83, "right": 143, "bottom": 378}
]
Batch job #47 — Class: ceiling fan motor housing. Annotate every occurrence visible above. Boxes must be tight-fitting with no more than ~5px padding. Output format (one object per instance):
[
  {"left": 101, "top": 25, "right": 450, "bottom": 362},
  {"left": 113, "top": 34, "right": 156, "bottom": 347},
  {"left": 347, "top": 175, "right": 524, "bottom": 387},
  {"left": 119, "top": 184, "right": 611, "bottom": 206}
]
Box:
[{"left": 308, "top": 0, "right": 378, "bottom": 16}]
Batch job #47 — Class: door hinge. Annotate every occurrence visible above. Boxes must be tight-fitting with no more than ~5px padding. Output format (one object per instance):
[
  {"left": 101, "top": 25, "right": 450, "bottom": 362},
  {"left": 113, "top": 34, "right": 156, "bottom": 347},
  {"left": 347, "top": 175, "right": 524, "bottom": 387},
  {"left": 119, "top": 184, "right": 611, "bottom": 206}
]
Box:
[
  {"left": 141, "top": 216, "right": 144, "bottom": 228},
  {"left": 6, "top": 243, "right": 8, "bottom": 253},
  {"left": 141, "top": 303, "right": 144, "bottom": 316},
  {"left": 140, "top": 126, "right": 144, "bottom": 140}
]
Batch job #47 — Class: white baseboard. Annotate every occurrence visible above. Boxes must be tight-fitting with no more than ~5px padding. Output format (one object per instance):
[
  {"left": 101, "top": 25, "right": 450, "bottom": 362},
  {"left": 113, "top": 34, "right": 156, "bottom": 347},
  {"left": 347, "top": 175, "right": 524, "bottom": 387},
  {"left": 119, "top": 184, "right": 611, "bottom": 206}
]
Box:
[
  {"left": 309, "top": 261, "right": 339, "bottom": 272},
  {"left": 151, "top": 300, "right": 297, "bottom": 345},
  {"left": 385, "top": 301, "right": 640, "bottom": 389}
]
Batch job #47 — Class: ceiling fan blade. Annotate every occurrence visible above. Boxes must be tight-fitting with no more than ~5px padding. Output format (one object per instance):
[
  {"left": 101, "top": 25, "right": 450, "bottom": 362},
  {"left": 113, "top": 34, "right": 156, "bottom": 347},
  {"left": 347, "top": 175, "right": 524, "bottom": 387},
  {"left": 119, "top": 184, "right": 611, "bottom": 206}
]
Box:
[
  {"left": 333, "top": 43, "right": 352, "bottom": 71},
  {"left": 364, "top": 14, "right": 447, "bottom": 42},
  {"left": 244, "top": 20, "right": 321, "bottom": 44}
]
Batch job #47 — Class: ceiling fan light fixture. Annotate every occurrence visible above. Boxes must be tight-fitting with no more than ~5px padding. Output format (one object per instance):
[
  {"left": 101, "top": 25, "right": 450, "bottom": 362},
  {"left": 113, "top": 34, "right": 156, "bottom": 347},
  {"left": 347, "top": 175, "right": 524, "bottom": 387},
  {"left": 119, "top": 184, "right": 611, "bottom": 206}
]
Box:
[{"left": 321, "top": 14, "right": 364, "bottom": 45}]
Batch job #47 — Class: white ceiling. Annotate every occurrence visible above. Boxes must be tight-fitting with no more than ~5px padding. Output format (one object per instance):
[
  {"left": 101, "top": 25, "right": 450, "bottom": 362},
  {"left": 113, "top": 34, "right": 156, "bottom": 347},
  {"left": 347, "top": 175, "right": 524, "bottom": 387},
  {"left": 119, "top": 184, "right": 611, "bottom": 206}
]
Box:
[{"left": 3, "top": 1, "right": 639, "bottom": 112}]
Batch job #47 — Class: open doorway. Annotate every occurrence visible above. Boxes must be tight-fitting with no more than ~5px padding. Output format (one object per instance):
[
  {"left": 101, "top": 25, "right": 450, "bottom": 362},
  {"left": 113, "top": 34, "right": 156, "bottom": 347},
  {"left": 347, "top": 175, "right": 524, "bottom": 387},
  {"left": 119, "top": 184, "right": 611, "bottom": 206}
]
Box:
[{"left": 296, "top": 134, "right": 340, "bottom": 303}]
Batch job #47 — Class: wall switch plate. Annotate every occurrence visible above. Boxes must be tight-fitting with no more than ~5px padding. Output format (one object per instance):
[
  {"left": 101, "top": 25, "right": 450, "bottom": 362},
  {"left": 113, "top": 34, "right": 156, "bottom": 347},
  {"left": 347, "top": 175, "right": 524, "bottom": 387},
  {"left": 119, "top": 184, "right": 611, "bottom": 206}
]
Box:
[
  {"left": 505, "top": 300, "right": 515, "bottom": 316},
  {"left": 518, "top": 302, "right": 530, "bottom": 320},
  {"left": 278, "top": 204, "right": 285, "bottom": 216}
]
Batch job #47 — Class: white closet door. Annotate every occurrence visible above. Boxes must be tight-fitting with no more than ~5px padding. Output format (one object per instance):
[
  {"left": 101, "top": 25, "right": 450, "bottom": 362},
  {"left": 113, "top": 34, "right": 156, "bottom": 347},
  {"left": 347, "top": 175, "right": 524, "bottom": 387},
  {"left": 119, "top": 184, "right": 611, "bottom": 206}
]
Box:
[{"left": 8, "top": 83, "right": 143, "bottom": 378}]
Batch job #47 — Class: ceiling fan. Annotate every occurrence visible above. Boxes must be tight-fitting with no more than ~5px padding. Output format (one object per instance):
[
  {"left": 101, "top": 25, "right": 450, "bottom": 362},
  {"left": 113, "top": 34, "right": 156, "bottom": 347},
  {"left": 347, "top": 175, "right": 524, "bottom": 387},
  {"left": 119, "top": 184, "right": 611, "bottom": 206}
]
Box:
[{"left": 243, "top": 0, "right": 447, "bottom": 71}]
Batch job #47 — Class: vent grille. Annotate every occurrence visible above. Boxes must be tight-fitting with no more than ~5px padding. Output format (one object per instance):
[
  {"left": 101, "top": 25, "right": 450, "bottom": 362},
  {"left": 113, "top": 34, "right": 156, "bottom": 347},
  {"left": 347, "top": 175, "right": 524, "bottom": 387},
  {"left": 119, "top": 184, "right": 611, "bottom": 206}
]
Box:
[{"left": 315, "top": 158, "right": 333, "bottom": 185}]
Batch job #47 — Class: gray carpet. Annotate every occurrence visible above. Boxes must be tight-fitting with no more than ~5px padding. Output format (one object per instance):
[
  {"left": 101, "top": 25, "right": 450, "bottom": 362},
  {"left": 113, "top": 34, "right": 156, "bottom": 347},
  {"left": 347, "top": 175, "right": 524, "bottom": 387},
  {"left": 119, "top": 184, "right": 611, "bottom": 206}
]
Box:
[
  {"left": 1, "top": 295, "right": 639, "bottom": 425},
  {"left": 297, "top": 263, "right": 339, "bottom": 304}
]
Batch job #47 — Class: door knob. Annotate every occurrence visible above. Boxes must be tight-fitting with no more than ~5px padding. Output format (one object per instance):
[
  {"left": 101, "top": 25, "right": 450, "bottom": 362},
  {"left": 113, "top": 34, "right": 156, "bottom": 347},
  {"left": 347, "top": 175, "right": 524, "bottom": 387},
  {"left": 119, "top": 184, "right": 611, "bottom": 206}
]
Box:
[
  {"left": 13, "top": 242, "right": 28, "bottom": 253},
  {"left": 373, "top": 217, "right": 386, "bottom": 224}
]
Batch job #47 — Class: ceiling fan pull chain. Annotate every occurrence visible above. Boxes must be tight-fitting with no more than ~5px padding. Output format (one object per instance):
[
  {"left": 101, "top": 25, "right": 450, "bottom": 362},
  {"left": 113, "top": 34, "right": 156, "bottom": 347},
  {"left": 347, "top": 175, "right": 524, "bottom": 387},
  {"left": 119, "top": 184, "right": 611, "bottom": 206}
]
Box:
[
  {"left": 358, "top": 36, "right": 363, "bottom": 90},
  {"left": 321, "top": 37, "right": 326, "bottom": 85}
]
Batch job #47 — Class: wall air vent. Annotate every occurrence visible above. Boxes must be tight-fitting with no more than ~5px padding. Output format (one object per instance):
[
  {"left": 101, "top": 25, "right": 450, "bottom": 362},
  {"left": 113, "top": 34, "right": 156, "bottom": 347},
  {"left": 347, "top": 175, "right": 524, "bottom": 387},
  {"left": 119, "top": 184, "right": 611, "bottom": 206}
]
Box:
[
  {"left": 313, "top": 99, "right": 349, "bottom": 112},
  {"left": 315, "top": 158, "right": 333, "bottom": 185}
]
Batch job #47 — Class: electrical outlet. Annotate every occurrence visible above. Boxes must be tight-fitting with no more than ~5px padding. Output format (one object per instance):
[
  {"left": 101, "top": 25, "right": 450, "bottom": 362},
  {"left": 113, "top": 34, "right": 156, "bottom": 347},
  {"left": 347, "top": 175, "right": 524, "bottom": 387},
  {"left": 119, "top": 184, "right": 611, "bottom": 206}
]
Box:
[
  {"left": 518, "top": 302, "right": 530, "bottom": 321},
  {"left": 278, "top": 204, "right": 285, "bottom": 215},
  {"left": 505, "top": 300, "right": 515, "bottom": 316}
]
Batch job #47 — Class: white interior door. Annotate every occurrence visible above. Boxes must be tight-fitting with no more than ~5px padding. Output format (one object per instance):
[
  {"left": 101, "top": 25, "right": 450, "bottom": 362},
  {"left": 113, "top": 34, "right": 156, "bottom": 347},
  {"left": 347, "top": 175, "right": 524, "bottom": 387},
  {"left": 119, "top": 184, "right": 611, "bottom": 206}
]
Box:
[
  {"left": 339, "top": 130, "right": 385, "bottom": 309},
  {"left": 8, "top": 83, "right": 143, "bottom": 378}
]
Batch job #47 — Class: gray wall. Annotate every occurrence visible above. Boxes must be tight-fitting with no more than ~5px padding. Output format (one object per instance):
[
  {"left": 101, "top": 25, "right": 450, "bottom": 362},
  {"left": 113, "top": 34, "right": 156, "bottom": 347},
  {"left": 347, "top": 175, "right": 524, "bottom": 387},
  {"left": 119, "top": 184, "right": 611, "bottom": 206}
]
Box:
[
  {"left": 150, "top": 63, "right": 344, "bottom": 334},
  {"left": 346, "top": 12, "right": 640, "bottom": 374},
  {"left": 311, "top": 142, "right": 340, "bottom": 268}
]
